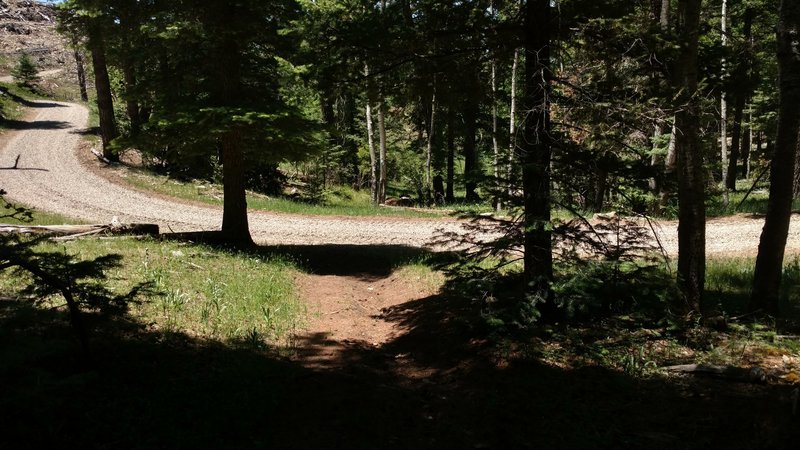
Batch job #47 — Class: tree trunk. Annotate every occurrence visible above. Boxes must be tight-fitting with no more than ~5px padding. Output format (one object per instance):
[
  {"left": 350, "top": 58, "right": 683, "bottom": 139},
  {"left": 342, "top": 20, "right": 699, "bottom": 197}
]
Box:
[
  {"left": 464, "top": 98, "right": 479, "bottom": 202},
  {"left": 220, "top": 129, "right": 252, "bottom": 245},
  {"left": 660, "top": 0, "right": 671, "bottom": 30},
  {"left": 446, "top": 106, "right": 455, "bottom": 203},
  {"left": 725, "top": 9, "right": 755, "bottom": 191},
  {"left": 378, "top": 98, "right": 388, "bottom": 204},
  {"left": 741, "top": 113, "right": 752, "bottom": 179},
  {"left": 89, "top": 37, "right": 118, "bottom": 161},
  {"left": 71, "top": 36, "right": 88, "bottom": 102},
  {"left": 508, "top": 48, "right": 520, "bottom": 202},
  {"left": 726, "top": 94, "right": 746, "bottom": 190},
  {"left": 720, "top": 0, "right": 729, "bottom": 193},
  {"left": 522, "top": 0, "right": 555, "bottom": 317},
  {"left": 751, "top": 0, "right": 800, "bottom": 316},
  {"left": 122, "top": 63, "right": 141, "bottom": 136},
  {"left": 365, "top": 67, "right": 378, "bottom": 204},
  {"left": 674, "top": 0, "right": 706, "bottom": 313},
  {"left": 217, "top": 37, "right": 252, "bottom": 246},
  {"left": 492, "top": 57, "right": 500, "bottom": 211},
  {"left": 426, "top": 77, "right": 436, "bottom": 201}
]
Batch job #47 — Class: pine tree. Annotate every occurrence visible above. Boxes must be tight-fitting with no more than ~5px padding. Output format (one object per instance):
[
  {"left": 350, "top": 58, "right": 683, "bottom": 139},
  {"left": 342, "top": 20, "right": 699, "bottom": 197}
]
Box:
[{"left": 11, "top": 53, "right": 40, "bottom": 88}]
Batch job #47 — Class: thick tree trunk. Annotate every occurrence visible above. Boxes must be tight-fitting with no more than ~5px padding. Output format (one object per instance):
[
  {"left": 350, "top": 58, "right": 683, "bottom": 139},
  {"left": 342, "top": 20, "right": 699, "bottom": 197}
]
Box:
[
  {"left": 751, "top": 0, "right": 800, "bottom": 316},
  {"left": 464, "top": 98, "right": 479, "bottom": 202},
  {"left": 364, "top": 64, "right": 378, "bottom": 204},
  {"left": 220, "top": 129, "right": 252, "bottom": 245},
  {"left": 674, "top": 0, "right": 706, "bottom": 313},
  {"left": 522, "top": 0, "right": 555, "bottom": 317},
  {"left": 89, "top": 37, "right": 118, "bottom": 161},
  {"left": 446, "top": 107, "right": 455, "bottom": 203},
  {"left": 217, "top": 38, "right": 252, "bottom": 246}
]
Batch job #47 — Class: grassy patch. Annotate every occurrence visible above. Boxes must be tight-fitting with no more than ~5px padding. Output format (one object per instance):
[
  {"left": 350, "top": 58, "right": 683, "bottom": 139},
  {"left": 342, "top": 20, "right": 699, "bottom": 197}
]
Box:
[
  {"left": 0, "top": 237, "right": 304, "bottom": 347},
  {"left": 121, "top": 169, "right": 445, "bottom": 218}
]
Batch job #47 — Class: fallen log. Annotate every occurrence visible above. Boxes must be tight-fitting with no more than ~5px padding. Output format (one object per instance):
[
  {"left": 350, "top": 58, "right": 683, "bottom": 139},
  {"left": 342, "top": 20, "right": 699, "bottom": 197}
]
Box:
[
  {"left": 0, "top": 223, "right": 159, "bottom": 239},
  {"left": 662, "top": 363, "right": 767, "bottom": 383}
]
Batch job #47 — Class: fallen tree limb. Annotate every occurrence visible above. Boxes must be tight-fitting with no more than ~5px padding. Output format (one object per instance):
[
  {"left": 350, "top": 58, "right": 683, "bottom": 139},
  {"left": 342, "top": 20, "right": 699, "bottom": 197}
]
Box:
[
  {"left": 662, "top": 363, "right": 767, "bottom": 383},
  {"left": 0, "top": 223, "right": 159, "bottom": 239}
]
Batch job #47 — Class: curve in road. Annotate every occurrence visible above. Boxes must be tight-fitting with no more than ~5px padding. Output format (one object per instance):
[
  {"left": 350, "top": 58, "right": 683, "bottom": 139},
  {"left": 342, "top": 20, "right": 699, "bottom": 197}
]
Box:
[{"left": 1, "top": 99, "right": 797, "bottom": 256}]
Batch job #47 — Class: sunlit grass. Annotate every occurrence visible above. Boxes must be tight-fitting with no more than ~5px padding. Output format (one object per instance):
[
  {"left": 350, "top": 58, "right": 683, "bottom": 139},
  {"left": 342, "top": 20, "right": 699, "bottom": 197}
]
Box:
[
  {"left": 0, "top": 237, "right": 305, "bottom": 347},
  {"left": 121, "top": 168, "right": 446, "bottom": 218}
]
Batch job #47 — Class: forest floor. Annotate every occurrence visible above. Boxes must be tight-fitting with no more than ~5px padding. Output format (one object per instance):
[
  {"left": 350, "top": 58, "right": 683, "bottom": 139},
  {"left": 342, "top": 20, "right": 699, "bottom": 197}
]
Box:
[{"left": 2, "top": 95, "right": 800, "bottom": 449}]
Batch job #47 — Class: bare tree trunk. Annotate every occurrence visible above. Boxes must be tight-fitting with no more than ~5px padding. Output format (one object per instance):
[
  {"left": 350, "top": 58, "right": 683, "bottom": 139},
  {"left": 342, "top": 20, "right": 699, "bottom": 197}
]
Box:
[
  {"left": 89, "top": 37, "right": 118, "bottom": 161},
  {"left": 508, "top": 48, "right": 520, "bottom": 201},
  {"left": 751, "top": 0, "right": 800, "bottom": 316},
  {"left": 726, "top": 9, "right": 755, "bottom": 191},
  {"left": 674, "top": 0, "right": 706, "bottom": 313},
  {"left": 720, "top": 0, "right": 729, "bottom": 200},
  {"left": 741, "top": 109, "right": 752, "bottom": 178},
  {"left": 446, "top": 106, "right": 455, "bottom": 203},
  {"left": 378, "top": 98, "right": 387, "bottom": 204},
  {"left": 464, "top": 98, "right": 479, "bottom": 202},
  {"left": 426, "top": 76, "right": 436, "bottom": 200},
  {"left": 71, "top": 36, "right": 88, "bottom": 102},
  {"left": 492, "top": 58, "right": 501, "bottom": 211},
  {"left": 660, "top": 0, "right": 671, "bottom": 29},
  {"left": 365, "top": 65, "right": 378, "bottom": 205},
  {"left": 522, "top": 0, "right": 555, "bottom": 318},
  {"left": 122, "top": 63, "right": 141, "bottom": 136}
]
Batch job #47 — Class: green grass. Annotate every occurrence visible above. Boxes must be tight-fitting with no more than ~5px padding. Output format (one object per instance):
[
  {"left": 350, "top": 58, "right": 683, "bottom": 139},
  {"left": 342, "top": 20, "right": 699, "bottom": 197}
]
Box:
[
  {"left": 1, "top": 203, "right": 87, "bottom": 226},
  {"left": 0, "top": 237, "right": 304, "bottom": 347},
  {"left": 122, "top": 169, "right": 446, "bottom": 218},
  {"left": 705, "top": 255, "right": 800, "bottom": 319}
]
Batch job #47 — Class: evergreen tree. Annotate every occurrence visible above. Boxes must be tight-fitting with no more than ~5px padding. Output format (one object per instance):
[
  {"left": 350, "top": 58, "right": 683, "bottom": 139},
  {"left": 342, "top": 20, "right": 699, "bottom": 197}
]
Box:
[{"left": 11, "top": 53, "right": 40, "bottom": 88}]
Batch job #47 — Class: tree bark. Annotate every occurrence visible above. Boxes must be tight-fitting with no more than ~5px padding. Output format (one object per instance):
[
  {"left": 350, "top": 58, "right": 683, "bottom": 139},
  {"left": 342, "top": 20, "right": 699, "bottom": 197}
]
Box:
[
  {"left": 122, "top": 63, "right": 141, "bottom": 136},
  {"left": 217, "top": 37, "right": 252, "bottom": 246},
  {"left": 660, "top": 0, "right": 671, "bottom": 30},
  {"left": 492, "top": 58, "right": 500, "bottom": 211},
  {"left": 725, "top": 9, "right": 755, "bottom": 191},
  {"left": 674, "top": 0, "right": 706, "bottom": 313},
  {"left": 720, "top": 0, "right": 729, "bottom": 193},
  {"left": 89, "top": 37, "right": 118, "bottom": 161},
  {"left": 508, "top": 48, "right": 520, "bottom": 202},
  {"left": 426, "top": 77, "right": 437, "bottom": 200},
  {"left": 220, "top": 129, "right": 252, "bottom": 245},
  {"left": 71, "top": 35, "right": 88, "bottom": 102},
  {"left": 446, "top": 106, "right": 455, "bottom": 203},
  {"left": 378, "top": 98, "right": 388, "bottom": 204},
  {"left": 464, "top": 98, "right": 479, "bottom": 202},
  {"left": 522, "top": 0, "right": 555, "bottom": 317},
  {"left": 365, "top": 65, "right": 378, "bottom": 204},
  {"left": 751, "top": 0, "right": 800, "bottom": 316}
]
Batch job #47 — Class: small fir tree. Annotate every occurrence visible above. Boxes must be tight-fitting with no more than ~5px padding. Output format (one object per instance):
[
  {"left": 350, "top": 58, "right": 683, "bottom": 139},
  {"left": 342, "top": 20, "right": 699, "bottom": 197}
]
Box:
[{"left": 11, "top": 53, "right": 40, "bottom": 88}]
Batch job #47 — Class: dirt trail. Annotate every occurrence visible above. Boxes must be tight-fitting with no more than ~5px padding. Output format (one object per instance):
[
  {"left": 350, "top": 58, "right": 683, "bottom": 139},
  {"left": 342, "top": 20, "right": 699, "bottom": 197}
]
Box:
[{"left": 292, "top": 271, "right": 437, "bottom": 370}]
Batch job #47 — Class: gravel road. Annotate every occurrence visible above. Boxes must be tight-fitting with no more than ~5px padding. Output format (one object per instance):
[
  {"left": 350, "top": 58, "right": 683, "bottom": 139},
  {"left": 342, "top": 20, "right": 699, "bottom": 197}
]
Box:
[{"left": 1, "top": 100, "right": 797, "bottom": 256}]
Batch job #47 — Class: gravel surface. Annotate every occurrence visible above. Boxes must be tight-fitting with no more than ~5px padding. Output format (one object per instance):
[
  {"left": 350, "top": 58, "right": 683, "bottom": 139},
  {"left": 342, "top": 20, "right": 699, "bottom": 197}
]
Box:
[
  {"left": 0, "top": 100, "right": 468, "bottom": 248},
  {"left": 1, "top": 100, "right": 798, "bottom": 256}
]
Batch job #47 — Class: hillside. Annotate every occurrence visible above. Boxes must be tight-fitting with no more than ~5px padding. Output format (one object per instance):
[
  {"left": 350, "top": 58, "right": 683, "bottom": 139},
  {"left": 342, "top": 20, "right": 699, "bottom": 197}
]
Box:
[{"left": 0, "top": 0, "right": 77, "bottom": 95}]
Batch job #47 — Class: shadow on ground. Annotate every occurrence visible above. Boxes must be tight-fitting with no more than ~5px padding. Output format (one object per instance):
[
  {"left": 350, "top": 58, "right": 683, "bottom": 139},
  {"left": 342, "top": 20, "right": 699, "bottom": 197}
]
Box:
[{"left": 2, "top": 239, "right": 799, "bottom": 449}]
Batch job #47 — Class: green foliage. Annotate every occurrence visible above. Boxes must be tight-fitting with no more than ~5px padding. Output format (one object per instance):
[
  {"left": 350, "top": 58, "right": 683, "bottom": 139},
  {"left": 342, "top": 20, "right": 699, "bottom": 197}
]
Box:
[{"left": 11, "top": 53, "right": 39, "bottom": 89}]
